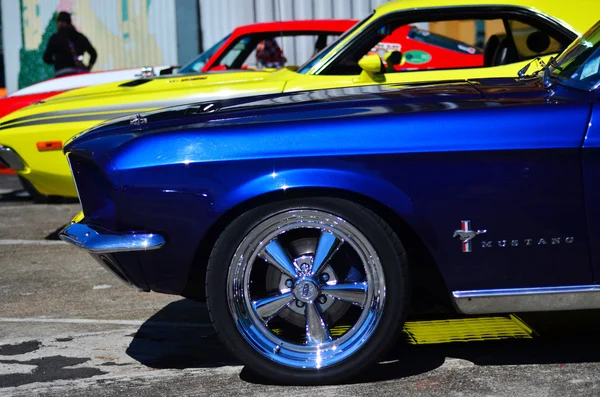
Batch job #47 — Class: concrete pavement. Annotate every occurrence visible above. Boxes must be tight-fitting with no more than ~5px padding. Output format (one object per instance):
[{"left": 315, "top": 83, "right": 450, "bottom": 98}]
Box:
[{"left": 2, "top": 174, "right": 600, "bottom": 396}]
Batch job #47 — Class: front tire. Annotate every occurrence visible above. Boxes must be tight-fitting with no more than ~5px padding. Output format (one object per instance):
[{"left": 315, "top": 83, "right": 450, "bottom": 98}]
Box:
[{"left": 206, "top": 198, "right": 409, "bottom": 384}]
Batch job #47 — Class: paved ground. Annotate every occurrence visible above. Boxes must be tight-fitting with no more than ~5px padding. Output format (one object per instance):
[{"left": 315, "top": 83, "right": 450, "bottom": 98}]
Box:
[{"left": 2, "top": 174, "right": 600, "bottom": 396}]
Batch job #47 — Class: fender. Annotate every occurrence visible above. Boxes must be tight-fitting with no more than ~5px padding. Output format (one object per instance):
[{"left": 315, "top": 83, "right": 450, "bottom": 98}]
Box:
[
  {"left": 216, "top": 167, "right": 413, "bottom": 217},
  {"left": 213, "top": 166, "right": 440, "bottom": 253}
]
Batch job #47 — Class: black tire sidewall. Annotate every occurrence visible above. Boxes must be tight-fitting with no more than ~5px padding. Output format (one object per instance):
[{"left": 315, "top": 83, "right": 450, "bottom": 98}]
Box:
[{"left": 206, "top": 197, "right": 409, "bottom": 385}]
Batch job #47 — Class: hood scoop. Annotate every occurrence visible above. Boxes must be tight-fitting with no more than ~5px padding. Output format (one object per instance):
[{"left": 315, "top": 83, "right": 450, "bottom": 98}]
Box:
[{"left": 119, "top": 79, "right": 153, "bottom": 88}]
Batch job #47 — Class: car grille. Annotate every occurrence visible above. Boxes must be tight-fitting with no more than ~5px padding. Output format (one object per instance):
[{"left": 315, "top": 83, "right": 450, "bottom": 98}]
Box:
[{"left": 67, "top": 153, "right": 116, "bottom": 227}]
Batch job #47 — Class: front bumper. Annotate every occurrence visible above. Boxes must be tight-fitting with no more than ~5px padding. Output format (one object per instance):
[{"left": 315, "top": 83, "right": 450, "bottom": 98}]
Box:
[
  {"left": 60, "top": 220, "right": 165, "bottom": 290},
  {"left": 60, "top": 222, "right": 165, "bottom": 253}
]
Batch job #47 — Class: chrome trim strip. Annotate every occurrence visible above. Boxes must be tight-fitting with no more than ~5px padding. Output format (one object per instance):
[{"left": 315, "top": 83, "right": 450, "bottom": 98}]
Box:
[
  {"left": 453, "top": 285, "right": 600, "bottom": 314},
  {"left": 0, "top": 146, "right": 26, "bottom": 171},
  {"left": 59, "top": 223, "right": 165, "bottom": 254}
]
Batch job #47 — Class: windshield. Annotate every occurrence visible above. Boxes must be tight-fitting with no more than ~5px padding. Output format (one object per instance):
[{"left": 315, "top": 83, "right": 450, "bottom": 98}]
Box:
[
  {"left": 179, "top": 34, "right": 231, "bottom": 74},
  {"left": 548, "top": 21, "right": 600, "bottom": 91},
  {"left": 297, "top": 12, "right": 373, "bottom": 75}
]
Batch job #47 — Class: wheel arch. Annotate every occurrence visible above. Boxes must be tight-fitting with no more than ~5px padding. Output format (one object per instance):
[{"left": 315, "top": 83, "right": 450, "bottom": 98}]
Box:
[{"left": 182, "top": 174, "right": 452, "bottom": 314}]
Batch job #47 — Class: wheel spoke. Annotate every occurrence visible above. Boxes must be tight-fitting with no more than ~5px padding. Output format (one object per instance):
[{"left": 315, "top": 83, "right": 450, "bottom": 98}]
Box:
[
  {"left": 305, "top": 302, "right": 332, "bottom": 345},
  {"left": 253, "top": 292, "right": 295, "bottom": 322},
  {"left": 322, "top": 282, "right": 367, "bottom": 308},
  {"left": 311, "top": 231, "right": 343, "bottom": 275},
  {"left": 261, "top": 240, "right": 298, "bottom": 278}
]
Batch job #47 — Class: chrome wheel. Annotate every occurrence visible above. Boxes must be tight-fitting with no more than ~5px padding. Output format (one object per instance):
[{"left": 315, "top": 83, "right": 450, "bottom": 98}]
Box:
[{"left": 227, "top": 209, "right": 386, "bottom": 369}]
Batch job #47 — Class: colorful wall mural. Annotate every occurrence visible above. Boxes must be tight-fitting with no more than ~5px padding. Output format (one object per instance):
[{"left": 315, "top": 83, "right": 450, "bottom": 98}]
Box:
[{"left": 16, "top": 0, "right": 178, "bottom": 89}]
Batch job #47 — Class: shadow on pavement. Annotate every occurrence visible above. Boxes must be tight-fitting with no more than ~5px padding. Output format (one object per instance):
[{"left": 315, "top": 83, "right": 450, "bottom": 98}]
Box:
[
  {"left": 0, "top": 187, "right": 30, "bottom": 202},
  {"left": 45, "top": 224, "right": 69, "bottom": 240},
  {"left": 126, "top": 299, "right": 239, "bottom": 369},
  {"left": 128, "top": 300, "right": 600, "bottom": 385}
]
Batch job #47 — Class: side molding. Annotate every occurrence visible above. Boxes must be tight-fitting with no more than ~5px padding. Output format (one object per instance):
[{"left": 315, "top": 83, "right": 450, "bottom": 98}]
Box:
[{"left": 453, "top": 285, "right": 600, "bottom": 314}]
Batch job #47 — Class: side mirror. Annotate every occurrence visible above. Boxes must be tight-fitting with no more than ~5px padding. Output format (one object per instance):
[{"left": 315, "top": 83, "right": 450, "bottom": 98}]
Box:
[{"left": 358, "top": 54, "right": 384, "bottom": 74}]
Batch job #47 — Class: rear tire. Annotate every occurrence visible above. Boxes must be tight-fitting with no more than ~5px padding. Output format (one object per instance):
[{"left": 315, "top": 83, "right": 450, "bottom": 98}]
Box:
[{"left": 206, "top": 197, "right": 409, "bottom": 385}]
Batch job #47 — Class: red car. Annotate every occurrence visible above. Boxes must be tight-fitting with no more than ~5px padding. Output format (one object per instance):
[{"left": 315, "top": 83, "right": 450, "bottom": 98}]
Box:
[{"left": 178, "top": 20, "right": 357, "bottom": 73}]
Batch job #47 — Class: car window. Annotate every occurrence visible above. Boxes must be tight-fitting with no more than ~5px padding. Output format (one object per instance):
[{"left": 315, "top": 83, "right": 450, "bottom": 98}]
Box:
[
  {"left": 550, "top": 21, "right": 600, "bottom": 91},
  {"left": 298, "top": 15, "right": 372, "bottom": 74},
  {"left": 219, "top": 36, "right": 252, "bottom": 68},
  {"left": 509, "top": 20, "right": 563, "bottom": 59},
  {"left": 319, "top": 13, "right": 572, "bottom": 76},
  {"left": 213, "top": 33, "right": 343, "bottom": 71},
  {"left": 178, "top": 34, "right": 231, "bottom": 74}
]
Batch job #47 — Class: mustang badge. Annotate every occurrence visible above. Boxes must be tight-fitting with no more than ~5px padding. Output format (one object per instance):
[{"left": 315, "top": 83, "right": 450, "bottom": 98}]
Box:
[{"left": 453, "top": 220, "right": 487, "bottom": 253}]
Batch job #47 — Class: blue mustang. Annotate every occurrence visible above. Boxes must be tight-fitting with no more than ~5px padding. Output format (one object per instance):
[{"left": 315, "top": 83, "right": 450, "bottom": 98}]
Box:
[{"left": 61, "top": 22, "right": 600, "bottom": 384}]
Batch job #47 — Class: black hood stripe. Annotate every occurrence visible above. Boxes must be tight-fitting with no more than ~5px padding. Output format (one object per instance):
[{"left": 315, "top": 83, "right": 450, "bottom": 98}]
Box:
[
  {"left": 0, "top": 104, "right": 153, "bottom": 126},
  {"left": 0, "top": 97, "right": 218, "bottom": 129},
  {"left": 0, "top": 113, "right": 135, "bottom": 131},
  {"left": 0, "top": 91, "right": 270, "bottom": 129}
]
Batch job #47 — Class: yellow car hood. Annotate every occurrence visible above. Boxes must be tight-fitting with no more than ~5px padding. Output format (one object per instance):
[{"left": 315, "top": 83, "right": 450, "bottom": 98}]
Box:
[{"left": 2, "top": 69, "right": 292, "bottom": 124}]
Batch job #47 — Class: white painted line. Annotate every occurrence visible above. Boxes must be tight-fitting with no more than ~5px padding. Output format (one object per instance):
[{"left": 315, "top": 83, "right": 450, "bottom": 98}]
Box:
[
  {"left": 0, "top": 239, "right": 66, "bottom": 245},
  {"left": 0, "top": 317, "right": 213, "bottom": 328},
  {"left": 92, "top": 284, "right": 112, "bottom": 290},
  {"left": 0, "top": 205, "right": 34, "bottom": 210}
]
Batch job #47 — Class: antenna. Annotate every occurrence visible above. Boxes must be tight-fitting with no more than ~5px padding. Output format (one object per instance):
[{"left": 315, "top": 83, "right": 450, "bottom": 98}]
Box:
[{"left": 278, "top": 0, "right": 284, "bottom": 54}]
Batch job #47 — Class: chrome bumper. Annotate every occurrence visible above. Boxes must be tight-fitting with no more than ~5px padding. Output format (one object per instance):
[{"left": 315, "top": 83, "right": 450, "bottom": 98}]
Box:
[
  {"left": 59, "top": 222, "right": 165, "bottom": 253},
  {"left": 0, "top": 146, "right": 26, "bottom": 171}
]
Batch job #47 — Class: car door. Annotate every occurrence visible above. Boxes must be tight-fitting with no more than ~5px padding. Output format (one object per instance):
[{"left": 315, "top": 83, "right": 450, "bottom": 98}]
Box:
[
  {"left": 582, "top": 99, "right": 600, "bottom": 282},
  {"left": 394, "top": 83, "right": 594, "bottom": 293}
]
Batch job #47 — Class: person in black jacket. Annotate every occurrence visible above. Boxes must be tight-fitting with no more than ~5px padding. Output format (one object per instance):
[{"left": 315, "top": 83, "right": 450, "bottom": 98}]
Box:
[{"left": 43, "top": 12, "right": 97, "bottom": 77}]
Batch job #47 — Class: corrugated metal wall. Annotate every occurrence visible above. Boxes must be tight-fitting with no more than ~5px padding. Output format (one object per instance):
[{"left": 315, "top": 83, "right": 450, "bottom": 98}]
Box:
[
  {"left": 1, "top": 0, "right": 180, "bottom": 93},
  {"left": 199, "top": 0, "right": 391, "bottom": 67},
  {"left": 74, "top": 0, "right": 178, "bottom": 70}
]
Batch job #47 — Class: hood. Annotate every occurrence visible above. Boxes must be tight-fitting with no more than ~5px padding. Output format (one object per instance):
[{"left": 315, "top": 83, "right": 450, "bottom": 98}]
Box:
[
  {"left": 8, "top": 65, "right": 175, "bottom": 97},
  {"left": 65, "top": 76, "right": 550, "bottom": 151},
  {"left": 45, "top": 68, "right": 285, "bottom": 104},
  {"left": 0, "top": 68, "right": 293, "bottom": 129}
]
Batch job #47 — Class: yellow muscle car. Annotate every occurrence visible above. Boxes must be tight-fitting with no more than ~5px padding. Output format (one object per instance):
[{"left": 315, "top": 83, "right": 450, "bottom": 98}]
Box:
[{"left": 0, "top": 0, "right": 598, "bottom": 198}]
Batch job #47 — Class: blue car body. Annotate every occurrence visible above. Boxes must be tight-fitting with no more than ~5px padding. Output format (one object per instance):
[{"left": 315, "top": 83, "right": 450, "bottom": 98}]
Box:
[{"left": 62, "top": 55, "right": 600, "bottom": 313}]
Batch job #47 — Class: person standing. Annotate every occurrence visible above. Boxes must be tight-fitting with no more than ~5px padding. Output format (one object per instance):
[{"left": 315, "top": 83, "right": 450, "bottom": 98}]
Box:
[
  {"left": 255, "top": 38, "right": 287, "bottom": 69},
  {"left": 43, "top": 11, "right": 97, "bottom": 77}
]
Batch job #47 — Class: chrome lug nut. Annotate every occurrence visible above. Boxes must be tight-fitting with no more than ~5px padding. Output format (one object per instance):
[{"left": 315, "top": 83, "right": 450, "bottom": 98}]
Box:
[
  {"left": 321, "top": 273, "right": 330, "bottom": 282},
  {"left": 295, "top": 300, "right": 305, "bottom": 308},
  {"left": 318, "top": 295, "right": 327, "bottom": 304},
  {"left": 285, "top": 279, "right": 293, "bottom": 288}
]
